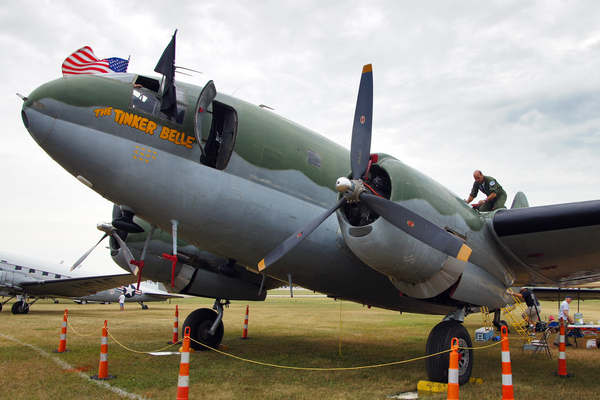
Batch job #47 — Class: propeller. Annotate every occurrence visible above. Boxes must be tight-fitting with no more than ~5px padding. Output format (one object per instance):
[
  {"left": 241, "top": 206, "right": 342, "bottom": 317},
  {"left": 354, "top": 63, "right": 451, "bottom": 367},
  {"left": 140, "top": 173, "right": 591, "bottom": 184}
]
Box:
[
  {"left": 258, "top": 64, "right": 471, "bottom": 272},
  {"left": 71, "top": 222, "right": 136, "bottom": 273}
]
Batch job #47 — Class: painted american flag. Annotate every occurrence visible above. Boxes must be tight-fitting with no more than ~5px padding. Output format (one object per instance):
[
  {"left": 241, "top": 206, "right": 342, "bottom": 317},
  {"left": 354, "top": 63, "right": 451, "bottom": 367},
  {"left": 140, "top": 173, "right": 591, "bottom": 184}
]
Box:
[{"left": 61, "top": 46, "right": 129, "bottom": 76}]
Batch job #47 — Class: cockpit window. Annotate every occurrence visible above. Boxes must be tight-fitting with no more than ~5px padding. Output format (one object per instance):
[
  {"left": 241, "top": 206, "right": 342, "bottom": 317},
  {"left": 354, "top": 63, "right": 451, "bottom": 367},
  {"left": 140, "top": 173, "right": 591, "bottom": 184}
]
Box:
[
  {"left": 131, "top": 89, "right": 160, "bottom": 115},
  {"left": 134, "top": 76, "right": 160, "bottom": 92},
  {"left": 129, "top": 77, "right": 187, "bottom": 125}
]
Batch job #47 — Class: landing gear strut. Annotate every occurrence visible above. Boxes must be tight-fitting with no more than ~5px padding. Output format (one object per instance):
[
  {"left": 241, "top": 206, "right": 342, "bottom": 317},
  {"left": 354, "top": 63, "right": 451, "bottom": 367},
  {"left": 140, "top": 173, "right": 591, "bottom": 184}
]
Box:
[
  {"left": 182, "top": 299, "right": 227, "bottom": 350},
  {"left": 425, "top": 320, "right": 473, "bottom": 385}
]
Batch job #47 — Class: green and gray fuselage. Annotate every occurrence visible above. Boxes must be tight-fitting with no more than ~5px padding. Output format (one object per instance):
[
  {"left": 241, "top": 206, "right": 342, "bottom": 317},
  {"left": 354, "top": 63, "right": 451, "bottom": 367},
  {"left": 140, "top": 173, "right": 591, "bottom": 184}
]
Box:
[{"left": 22, "top": 73, "right": 515, "bottom": 313}]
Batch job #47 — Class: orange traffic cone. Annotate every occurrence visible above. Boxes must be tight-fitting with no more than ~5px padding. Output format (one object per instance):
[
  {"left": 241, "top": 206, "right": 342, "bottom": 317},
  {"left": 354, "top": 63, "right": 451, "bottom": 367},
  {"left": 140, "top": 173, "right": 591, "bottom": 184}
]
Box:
[
  {"left": 447, "top": 337, "right": 459, "bottom": 400},
  {"left": 554, "top": 318, "right": 574, "bottom": 378},
  {"left": 241, "top": 305, "right": 250, "bottom": 339},
  {"left": 177, "top": 326, "right": 191, "bottom": 400},
  {"left": 91, "top": 320, "right": 116, "bottom": 380},
  {"left": 53, "top": 309, "right": 69, "bottom": 353},
  {"left": 170, "top": 305, "right": 179, "bottom": 344},
  {"left": 500, "top": 326, "right": 514, "bottom": 400}
]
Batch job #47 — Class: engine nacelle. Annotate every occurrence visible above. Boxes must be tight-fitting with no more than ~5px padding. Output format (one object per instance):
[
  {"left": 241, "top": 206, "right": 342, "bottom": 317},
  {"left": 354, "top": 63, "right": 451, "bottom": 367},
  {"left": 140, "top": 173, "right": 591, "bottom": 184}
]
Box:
[{"left": 337, "top": 155, "right": 469, "bottom": 298}]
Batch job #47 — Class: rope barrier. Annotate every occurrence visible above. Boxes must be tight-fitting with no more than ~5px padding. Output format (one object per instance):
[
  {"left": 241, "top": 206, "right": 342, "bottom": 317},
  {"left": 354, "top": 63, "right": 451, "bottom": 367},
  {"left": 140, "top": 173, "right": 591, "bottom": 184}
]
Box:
[
  {"left": 186, "top": 335, "right": 503, "bottom": 371},
  {"left": 63, "top": 313, "right": 504, "bottom": 372}
]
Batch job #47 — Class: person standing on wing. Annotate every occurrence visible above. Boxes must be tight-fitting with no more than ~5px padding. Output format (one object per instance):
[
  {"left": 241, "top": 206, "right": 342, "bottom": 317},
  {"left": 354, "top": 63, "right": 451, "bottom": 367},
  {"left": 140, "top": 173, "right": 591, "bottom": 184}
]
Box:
[{"left": 466, "top": 170, "right": 508, "bottom": 212}]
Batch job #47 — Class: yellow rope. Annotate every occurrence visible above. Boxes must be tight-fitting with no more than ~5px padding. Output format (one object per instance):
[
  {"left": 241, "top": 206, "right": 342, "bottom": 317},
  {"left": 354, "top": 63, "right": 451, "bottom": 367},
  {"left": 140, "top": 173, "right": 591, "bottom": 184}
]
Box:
[
  {"left": 186, "top": 335, "right": 503, "bottom": 371},
  {"left": 106, "top": 328, "right": 181, "bottom": 354},
  {"left": 65, "top": 314, "right": 505, "bottom": 371},
  {"left": 67, "top": 318, "right": 103, "bottom": 337}
]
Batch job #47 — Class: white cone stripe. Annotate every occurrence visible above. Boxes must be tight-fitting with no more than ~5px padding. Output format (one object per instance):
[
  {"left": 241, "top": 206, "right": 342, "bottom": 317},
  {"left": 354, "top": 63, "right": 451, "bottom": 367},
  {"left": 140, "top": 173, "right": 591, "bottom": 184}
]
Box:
[
  {"left": 502, "top": 352, "right": 511, "bottom": 362},
  {"left": 502, "top": 375, "right": 513, "bottom": 385},
  {"left": 559, "top": 351, "right": 566, "bottom": 358},
  {"left": 60, "top": 334, "right": 66, "bottom": 340},
  {"left": 448, "top": 369, "right": 458, "bottom": 383},
  {"left": 101, "top": 337, "right": 107, "bottom": 345},
  {"left": 178, "top": 375, "right": 189, "bottom": 386},
  {"left": 181, "top": 352, "right": 190, "bottom": 363},
  {"left": 100, "top": 353, "right": 108, "bottom": 362}
]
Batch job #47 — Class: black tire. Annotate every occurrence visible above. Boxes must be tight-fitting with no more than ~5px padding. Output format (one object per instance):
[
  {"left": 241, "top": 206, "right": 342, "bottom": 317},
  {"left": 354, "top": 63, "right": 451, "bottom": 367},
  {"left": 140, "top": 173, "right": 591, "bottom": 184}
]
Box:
[
  {"left": 11, "top": 301, "right": 30, "bottom": 315},
  {"left": 425, "top": 320, "right": 473, "bottom": 385},
  {"left": 182, "top": 308, "right": 224, "bottom": 351}
]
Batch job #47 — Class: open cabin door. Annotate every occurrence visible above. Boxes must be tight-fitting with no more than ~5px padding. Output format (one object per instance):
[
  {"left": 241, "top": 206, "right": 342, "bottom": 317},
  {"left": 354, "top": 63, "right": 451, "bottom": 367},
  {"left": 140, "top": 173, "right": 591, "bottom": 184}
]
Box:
[
  {"left": 194, "top": 81, "right": 238, "bottom": 170},
  {"left": 193, "top": 80, "right": 217, "bottom": 159}
]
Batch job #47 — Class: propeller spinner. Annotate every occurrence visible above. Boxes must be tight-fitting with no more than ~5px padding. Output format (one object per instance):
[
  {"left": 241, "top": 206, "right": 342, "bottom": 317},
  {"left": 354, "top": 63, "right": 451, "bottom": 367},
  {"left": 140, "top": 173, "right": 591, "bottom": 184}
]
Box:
[{"left": 258, "top": 64, "right": 471, "bottom": 272}]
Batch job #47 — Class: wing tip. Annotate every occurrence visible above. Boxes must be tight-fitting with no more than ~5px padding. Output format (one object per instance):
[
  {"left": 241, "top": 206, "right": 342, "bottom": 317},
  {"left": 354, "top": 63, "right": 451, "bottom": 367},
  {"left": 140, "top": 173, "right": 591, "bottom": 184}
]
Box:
[
  {"left": 362, "top": 64, "right": 373, "bottom": 73},
  {"left": 258, "top": 259, "right": 266, "bottom": 272},
  {"left": 457, "top": 244, "right": 472, "bottom": 262}
]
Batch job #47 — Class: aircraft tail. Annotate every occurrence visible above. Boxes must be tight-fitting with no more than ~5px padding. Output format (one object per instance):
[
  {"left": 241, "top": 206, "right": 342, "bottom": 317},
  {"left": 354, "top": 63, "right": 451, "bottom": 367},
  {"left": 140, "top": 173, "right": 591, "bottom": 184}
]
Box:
[{"left": 510, "top": 191, "right": 529, "bottom": 209}]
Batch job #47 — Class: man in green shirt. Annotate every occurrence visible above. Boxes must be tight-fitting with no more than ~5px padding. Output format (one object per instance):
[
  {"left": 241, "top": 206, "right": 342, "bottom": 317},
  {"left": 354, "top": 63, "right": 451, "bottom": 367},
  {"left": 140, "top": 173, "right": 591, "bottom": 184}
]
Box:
[{"left": 465, "top": 170, "right": 507, "bottom": 212}]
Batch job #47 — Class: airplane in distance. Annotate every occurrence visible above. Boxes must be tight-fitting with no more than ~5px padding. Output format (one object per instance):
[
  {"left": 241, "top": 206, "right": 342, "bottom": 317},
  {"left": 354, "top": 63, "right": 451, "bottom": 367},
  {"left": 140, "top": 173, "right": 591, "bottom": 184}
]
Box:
[
  {"left": 0, "top": 250, "right": 180, "bottom": 313},
  {"left": 71, "top": 281, "right": 180, "bottom": 309},
  {"left": 19, "top": 31, "right": 600, "bottom": 384}
]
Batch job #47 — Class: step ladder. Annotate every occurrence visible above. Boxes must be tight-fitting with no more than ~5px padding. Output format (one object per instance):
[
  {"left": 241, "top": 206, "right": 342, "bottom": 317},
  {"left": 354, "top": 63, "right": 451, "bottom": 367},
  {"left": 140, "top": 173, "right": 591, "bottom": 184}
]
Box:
[{"left": 501, "top": 288, "right": 531, "bottom": 343}]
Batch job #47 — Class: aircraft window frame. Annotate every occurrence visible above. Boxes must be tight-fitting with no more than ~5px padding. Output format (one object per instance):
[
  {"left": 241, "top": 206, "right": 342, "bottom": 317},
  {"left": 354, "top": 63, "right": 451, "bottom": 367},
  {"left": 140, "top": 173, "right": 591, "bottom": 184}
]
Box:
[
  {"left": 29, "top": 268, "right": 35, "bottom": 274},
  {"left": 42, "top": 271, "right": 49, "bottom": 276},
  {"left": 15, "top": 266, "right": 22, "bottom": 271},
  {"left": 130, "top": 89, "right": 161, "bottom": 115},
  {"left": 129, "top": 81, "right": 187, "bottom": 125},
  {"left": 55, "top": 274, "right": 62, "bottom": 279}
]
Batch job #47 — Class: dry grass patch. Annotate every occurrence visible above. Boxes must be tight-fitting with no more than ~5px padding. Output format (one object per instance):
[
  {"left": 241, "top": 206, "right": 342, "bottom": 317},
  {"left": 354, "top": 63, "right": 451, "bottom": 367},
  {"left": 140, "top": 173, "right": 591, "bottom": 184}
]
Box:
[{"left": 0, "top": 295, "right": 599, "bottom": 399}]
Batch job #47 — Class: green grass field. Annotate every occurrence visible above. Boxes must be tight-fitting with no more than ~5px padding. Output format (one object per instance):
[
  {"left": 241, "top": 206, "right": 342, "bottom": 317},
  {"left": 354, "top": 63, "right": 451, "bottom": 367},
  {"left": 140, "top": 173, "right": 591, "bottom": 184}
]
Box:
[{"left": 1, "top": 292, "right": 599, "bottom": 399}]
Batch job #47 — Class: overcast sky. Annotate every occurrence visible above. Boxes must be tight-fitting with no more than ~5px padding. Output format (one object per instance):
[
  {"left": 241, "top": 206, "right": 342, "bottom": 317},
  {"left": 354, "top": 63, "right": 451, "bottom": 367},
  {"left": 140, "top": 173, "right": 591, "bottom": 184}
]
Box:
[{"left": 2, "top": 1, "right": 600, "bottom": 274}]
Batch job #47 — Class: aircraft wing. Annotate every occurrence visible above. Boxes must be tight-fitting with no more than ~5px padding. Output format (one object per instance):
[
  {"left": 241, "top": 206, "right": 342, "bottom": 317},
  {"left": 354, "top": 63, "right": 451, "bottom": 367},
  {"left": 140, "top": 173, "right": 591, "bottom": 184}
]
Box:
[
  {"left": 20, "top": 273, "right": 137, "bottom": 298},
  {"left": 528, "top": 287, "right": 600, "bottom": 302},
  {"left": 492, "top": 200, "right": 600, "bottom": 286},
  {"left": 142, "top": 292, "right": 184, "bottom": 301}
]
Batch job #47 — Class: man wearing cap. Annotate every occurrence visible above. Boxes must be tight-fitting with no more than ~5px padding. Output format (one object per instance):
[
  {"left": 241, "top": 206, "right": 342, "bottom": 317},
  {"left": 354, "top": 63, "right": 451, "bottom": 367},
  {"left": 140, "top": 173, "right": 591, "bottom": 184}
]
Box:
[
  {"left": 514, "top": 287, "right": 541, "bottom": 335},
  {"left": 465, "top": 170, "right": 507, "bottom": 212},
  {"left": 554, "top": 295, "right": 573, "bottom": 346}
]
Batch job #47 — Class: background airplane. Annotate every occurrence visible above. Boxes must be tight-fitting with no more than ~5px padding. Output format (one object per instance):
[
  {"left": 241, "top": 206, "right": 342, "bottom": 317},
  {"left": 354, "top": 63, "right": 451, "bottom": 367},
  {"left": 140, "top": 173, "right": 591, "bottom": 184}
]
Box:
[
  {"left": 0, "top": 250, "right": 180, "bottom": 314},
  {"left": 19, "top": 33, "right": 600, "bottom": 386},
  {"left": 72, "top": 281, "right": 181, "bottom": 309}
]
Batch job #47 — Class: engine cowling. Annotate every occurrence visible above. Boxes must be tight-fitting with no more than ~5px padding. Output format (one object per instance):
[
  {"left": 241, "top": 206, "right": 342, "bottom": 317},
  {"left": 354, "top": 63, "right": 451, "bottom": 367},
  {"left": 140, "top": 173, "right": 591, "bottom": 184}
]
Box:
[{"left": 336, "top": 155, "right": 468, "bottom": 298}]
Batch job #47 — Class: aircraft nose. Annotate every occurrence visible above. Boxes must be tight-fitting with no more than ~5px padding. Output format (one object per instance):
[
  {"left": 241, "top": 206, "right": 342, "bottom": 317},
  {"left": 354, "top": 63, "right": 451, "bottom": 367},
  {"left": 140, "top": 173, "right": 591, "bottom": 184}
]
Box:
[{"left": 21, "top": 77, "right": 66, "bottom": 147}]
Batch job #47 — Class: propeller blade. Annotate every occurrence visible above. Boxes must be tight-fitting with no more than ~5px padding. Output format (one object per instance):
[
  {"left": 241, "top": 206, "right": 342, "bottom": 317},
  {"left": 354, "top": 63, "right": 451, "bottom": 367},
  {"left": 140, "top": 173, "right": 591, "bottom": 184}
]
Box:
[
  {"left": 350, "top": 64, "right": 373, "bottom": 180},
  {"left": 110, "top": 231, "right": 136, "bottom": 273},
  {"left": 359, "top": 193, "right": 472, "bottom": 262},
  {"left": 71, "top": 233, "right": 109, "bottom": 271},
  {"left": 259, "top": 197, "right": 347, "bottom": 271}
]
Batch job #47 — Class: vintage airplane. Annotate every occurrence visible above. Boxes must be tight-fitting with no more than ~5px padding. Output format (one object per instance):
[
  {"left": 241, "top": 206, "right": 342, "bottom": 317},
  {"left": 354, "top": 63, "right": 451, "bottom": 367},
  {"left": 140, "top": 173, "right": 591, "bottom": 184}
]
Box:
[
  {"left": 0, "top": 250, "right": 180, "bottom": 313},
  {"left": 71, "top": 281, "right": 180, "bottom": 309},
  {"left": 19, "top": 32, "right": 600, "bottom": 384}
]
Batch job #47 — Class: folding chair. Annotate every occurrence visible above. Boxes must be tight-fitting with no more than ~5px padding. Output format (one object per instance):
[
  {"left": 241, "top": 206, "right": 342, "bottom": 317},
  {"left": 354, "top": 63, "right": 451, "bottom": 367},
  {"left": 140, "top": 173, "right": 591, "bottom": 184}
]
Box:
[{"left": 527, "top": 330, "right": 552, "bottom": 359}]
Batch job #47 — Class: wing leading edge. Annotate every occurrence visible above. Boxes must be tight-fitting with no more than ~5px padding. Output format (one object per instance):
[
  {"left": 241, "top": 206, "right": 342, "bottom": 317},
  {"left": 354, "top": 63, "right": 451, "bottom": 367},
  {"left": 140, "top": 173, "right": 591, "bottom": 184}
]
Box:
[
  {"left": 492, "top": 200, "right": 600, "bottom": 285},
  {"left": 20, "top": 274, "right": 138, "bottom": 298}
]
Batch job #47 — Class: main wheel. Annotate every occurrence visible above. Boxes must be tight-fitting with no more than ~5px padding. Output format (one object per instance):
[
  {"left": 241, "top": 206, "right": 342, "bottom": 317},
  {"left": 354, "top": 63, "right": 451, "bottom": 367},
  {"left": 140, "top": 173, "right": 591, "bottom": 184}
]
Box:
[
  {"left": 425, "top": 320, "right": 473, "bottom": 385},
  {"left": 11, "top": 301, "right": 30, "bottom": 315},
  {"left": 182, "top": 308, "right": 224, "bottom": 351}
]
